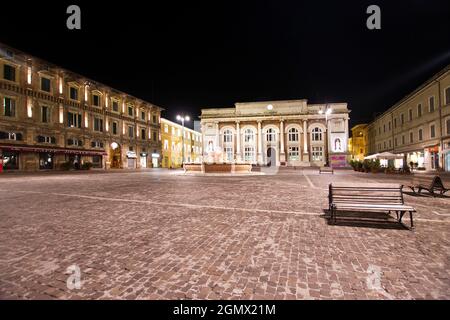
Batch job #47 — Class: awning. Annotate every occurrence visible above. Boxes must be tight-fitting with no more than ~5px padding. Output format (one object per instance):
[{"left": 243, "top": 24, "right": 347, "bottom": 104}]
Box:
[
  {"left": 364, "top": 152, "right": 404, "bottom": 160},
  {"left": 0, "top": 144, "right": 107, "bottom": 156}
]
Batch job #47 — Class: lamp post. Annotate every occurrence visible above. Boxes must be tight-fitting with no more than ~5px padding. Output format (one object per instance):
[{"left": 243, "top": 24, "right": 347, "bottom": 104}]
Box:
[
  {"left": 319, "top": 106, "right": 332, "bottom": 166},
  {"left": 176, "top": 114, "right": 190, "bottom": 167}
]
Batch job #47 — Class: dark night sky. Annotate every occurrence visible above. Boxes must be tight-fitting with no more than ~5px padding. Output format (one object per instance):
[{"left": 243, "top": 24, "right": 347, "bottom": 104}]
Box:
[{"left": 1, "top": 0, "right": 450, "bottom": 129}]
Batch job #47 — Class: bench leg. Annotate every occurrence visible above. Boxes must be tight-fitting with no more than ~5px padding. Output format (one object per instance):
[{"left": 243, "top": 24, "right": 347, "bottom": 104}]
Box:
[
  {"left": 395, "top": 211, "right": 399, "bottom": 220},
  {"left": 398, "top": 211, "right": 405, "bottom": 223},
  {"left": 409, "top": 211, "right": 414, "bottom": 229}
]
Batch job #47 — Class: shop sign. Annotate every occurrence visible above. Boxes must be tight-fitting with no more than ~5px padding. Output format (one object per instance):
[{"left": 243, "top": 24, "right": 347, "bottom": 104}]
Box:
[{"left": 126, "top": 151, "right": 137, "bottom": 159}]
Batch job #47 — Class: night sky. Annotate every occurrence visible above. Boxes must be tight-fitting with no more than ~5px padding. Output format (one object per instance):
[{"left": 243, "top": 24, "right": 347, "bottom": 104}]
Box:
[{"left": 1, "top": 0, "right": 450, "bottom": 129}]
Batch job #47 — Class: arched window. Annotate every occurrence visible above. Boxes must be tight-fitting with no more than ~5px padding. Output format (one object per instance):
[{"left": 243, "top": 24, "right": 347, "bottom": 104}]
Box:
[
  {"left": 288, "top": 128, "right": 299, "bottom": 142},
  {"left": 266, "top": 128, "right": 276, "bottom": 142},
  {"left": 312, "top": 127, "right": 323, "bottom": 141},
  {"left": 244, "top": 129, "right": 254, "bottom": 143},
  {"left": 223, "top": 129, "right": 233, "bottom": 143}
]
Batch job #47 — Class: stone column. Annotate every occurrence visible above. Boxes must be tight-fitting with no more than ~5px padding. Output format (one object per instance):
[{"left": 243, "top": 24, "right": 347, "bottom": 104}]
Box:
[
  {"left": 280, "top": 120, "right": 285, "bottom": 162},
  {"left": 215, "top": 122, "right": 220, "bottom": 150},
  {"left": 344, "top": 117, "right": 349, "bottom": 152},
  {"left": 303, "top": 120, "right": 309, "bottom": 162},
  {"left": 236, "top": 121, "right": 241, "bottom": 162},
  {"left": 257, "top": 120, "right": 263, "bottom": 165}
]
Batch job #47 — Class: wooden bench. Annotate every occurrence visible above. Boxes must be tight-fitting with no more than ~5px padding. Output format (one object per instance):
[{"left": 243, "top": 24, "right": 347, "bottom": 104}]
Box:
[
  {"left": 408, "top": 175, "right": 449, "bottom": 196},
  {"left": 328, "top": 183, "right": 416, "bottom": 229},
  {"left": 319, "top": 166, "right": 334, "bottom": 174}
]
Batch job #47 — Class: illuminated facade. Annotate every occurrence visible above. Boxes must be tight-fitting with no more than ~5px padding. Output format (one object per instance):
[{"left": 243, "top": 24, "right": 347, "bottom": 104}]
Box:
[
  {"left": 367, "top": 64, "right": 450, "bottom": 171},
  {"left": 0, "top": 43, "right": 162, "bottom": 171},
  {"left": 200, "top": 100, "right": 350, "bottom": 167},
  {"left": 161, "top": 118, "right": 202, "bottom": 168},
  {"left": 349, "top": 124, "right": 369, "bottom": 161}
]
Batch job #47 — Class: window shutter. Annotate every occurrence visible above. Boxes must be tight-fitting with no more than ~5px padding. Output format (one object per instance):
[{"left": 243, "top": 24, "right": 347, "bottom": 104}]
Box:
[
  {"left": 16, "top": 133, "right": 23, "bottom": 141},
  {"left": 0, "top": 131, "right": 7, "bottom": 139},
  {"left": 78, "top": 114, "right": 82, "bottom": 128},
  {"left": 51, "top": 137, "right": 56, "bottom": 144},
  {"left": 100, "top": 142, "right": 104, "bottom": 148},
  {"left": 78, "top": 140, "right": 83, "bottom": 146},
  {"left": 37, "top": 135, "right": 45, "bottom": 143},
  {"left": 68, "top": 139, "right": 73, "bottom": 145},
  {"left": 91, "top": 141, "right": 95, "bottom": 148}
]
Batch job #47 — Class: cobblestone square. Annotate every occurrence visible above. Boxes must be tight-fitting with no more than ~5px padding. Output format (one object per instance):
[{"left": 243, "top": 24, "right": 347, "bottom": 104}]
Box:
[{"left": 0, "top": 169, "right": 449, "bottom": 299}]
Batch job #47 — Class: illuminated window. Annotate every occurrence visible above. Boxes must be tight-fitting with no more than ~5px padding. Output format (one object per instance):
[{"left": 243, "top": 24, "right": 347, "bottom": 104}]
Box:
[
  {"left": 288, "top": 146, "right": 299, "bottom": 160},
  {"left": 266, "top": 128, "right": 276, "bottom": 142},
  {"left": 288, "top": 128, "right": 299, "bottom": 142},
  {"left": 244, "top": 129, "right": 254, "bottom": 143},
  {"left": 312, "top": 147, "right": 323, "bottom": 161},
  {"left": 311, "top": 127, "right": 323, "bottom": 141},
  {"left": 244, "top": 147, "right": 255, "bottom": 162},
  {"left": 223, "top": 129, "right": 233, "bottom": 143}
]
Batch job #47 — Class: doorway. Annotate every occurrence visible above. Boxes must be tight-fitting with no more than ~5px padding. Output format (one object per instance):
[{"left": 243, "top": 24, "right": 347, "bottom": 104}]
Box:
[
  {"left": 267, "top": 147, "right": 276, "bottom": 167},
  {"left": 140, "top": 156, "right": 147, "bottom": 168},
  {"left": 110, "top": 143, "right": 122, "bottom": 169}
]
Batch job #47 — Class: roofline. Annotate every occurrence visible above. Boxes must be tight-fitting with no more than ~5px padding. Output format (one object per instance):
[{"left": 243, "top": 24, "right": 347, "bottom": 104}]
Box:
[
  {"left": 370, "top": 63, "right": 450, "bottom": 124},
  {"left": 0, "top": 42, "right": 164, "bottom": 111},
  {"left": 160, "top": 117, "right": 201, "bottom": 134}
]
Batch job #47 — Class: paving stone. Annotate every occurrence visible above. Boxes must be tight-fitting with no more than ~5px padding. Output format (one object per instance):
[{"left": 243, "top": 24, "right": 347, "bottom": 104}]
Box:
[{"left": 0, "top": 169, "right": 449, "bottom": 300}]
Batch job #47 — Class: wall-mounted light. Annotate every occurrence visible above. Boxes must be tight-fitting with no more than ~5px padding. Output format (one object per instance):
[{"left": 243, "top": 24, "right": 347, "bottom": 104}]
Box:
[
  {"left": 111, "top": 142, "right": 119, "bottom": 150},
  {"left": 59, "top": 104, "right": 64, "bottom": 123},
  {"left": 267, "top": 104, "right": 273, "bottom": 110},
  {"left": 27, "top": 97, "right": 33, "bottom": 117},
  {"left": 27, "top": 67, "right": 32, "bottom": 85},
  {"left": 59, "top": 77, "right": 63, "bottom": 94},
  {"left": 84, "top": 84, "right": 89, "bottom": 102}
]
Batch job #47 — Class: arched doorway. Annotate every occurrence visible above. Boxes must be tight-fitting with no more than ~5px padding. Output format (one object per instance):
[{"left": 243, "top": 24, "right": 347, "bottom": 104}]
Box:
[
  {"left": 110, "top": 142, "right": 122, "bottom": 169},
  {"left": 267, "top": 147, "right": 276, "bottom": 167}
]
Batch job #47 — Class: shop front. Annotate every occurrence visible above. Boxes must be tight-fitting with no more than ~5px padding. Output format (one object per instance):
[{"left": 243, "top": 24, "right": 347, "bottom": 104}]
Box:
[
  {"left": 2, "top": 150, "right": 19, "bottom": 170},
  {"left": 424, "top": 145, "right": 440, "bottom": 170},
  {"left": 140, "top": 152, "right": 147, "bottom": 168},
  {"left": 406, "top": 151, "right": 425, "bottom": 170},
  {"left": 126, "top": 151, "right": 137, "bottom": 169},
  {"left": 152, "top": 153, "right": 160, "bottom": 168},
  {"left": 0, "top": 144, "right": 106, "bottom": 171}
]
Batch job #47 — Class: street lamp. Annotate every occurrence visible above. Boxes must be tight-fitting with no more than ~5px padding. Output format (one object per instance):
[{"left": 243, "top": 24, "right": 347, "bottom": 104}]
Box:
[
  {"left": 319, "top": 106, "right": 332, "bottom": 166},
  {"left": 176, "top": 114, "right": 190, "bottom": 167}
]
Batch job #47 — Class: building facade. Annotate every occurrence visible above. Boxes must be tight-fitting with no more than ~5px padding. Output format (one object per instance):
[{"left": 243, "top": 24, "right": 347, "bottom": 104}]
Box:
[
  {"left": 367, "top": 64, "right": 450, "bottom": 171},
  {"left": 161, "top": 118, "right": 202, "bottom": 168},
  {"left": 349, "top": 124, "right": 369, "bottom": 161},
  {"left": 200, "top": 100, "right": 350, "bottom": 167},
  {"left": 0, "top": 43, "right": 163, "bottom": 171}
]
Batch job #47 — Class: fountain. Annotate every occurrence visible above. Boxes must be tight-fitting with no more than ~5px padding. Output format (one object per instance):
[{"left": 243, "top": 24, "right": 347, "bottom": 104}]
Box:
[{"left": 183, "top": 141, "right": 253, "bottom": 174}]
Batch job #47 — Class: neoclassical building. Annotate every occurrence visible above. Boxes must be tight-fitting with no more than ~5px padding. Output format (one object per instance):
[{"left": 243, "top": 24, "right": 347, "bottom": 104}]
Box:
[{"left": 200, "top": 100, "right": 350, "bottom": 167}]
